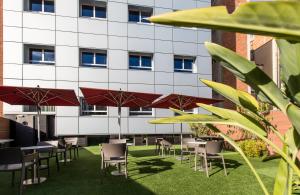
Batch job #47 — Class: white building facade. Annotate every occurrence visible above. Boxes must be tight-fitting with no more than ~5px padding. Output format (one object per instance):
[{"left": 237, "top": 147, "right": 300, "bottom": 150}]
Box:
[{"left": 3, "top": 0, "right": 212, "bottom": 136}]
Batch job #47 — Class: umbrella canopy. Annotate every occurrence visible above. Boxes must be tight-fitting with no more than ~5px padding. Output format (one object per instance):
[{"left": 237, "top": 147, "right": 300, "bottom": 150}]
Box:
[
  {"left": 149, "top": 93, "right": 222, "bottom": 110},
  {"left": 80, "top": 88, "right": 162, "bottom": 108},
  {"left": 0, "top": 85, "right": 79, "bottom": 107},
  {"left": 80, "top": 88, "right": 162, "bottom": 139},
  {"left": 0, "top": 85, "right": 80, "bottom": 142}
]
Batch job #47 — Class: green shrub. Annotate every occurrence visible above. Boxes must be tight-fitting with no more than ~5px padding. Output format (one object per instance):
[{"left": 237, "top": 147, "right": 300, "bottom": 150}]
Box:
[{"left": 239, "top": 139, "right": 267, "bottom": 157}]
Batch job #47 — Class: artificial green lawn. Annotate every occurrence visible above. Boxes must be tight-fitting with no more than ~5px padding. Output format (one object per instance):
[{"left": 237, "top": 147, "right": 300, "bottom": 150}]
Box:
[{"left": 0, "top": 146, "right": 279, "bottom": 195}]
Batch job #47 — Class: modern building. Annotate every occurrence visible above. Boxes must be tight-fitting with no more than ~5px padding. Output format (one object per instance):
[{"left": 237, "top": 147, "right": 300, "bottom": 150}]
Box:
[{"left": 1, "top": 0, "right": 213, "bottom": 139}]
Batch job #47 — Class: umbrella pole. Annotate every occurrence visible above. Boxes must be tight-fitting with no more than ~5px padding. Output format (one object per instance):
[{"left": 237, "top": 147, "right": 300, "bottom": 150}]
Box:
[
  {"left": 36, "top": 106, "right": 41, "bottom": 143},
  {"left": 118, "top": 106, "right": 121, "bottom": 140}
]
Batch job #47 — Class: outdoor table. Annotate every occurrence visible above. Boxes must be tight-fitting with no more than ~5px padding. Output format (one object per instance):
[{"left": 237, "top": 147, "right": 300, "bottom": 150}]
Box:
[
  {"left": 21, "top": 145, "right": 53, "bottom": 185},
  {"left": 187, "top": 141, "right": 207, "bottom": 171},
  {"left": 0, "top": 139, "right": 14, "bottom": 148}
]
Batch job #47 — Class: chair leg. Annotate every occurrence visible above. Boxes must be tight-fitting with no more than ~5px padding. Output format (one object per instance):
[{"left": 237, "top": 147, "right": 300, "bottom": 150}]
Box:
[
  {"left": 204, "top": 156, "right": 209, "bottom": 178},
  {"left": 11, "top": 171, "right": 15, "bottom": 187},
  {"left": 69, "top": 149, "right": 72, "bottom": 160},
  {"left": 47, "top": 158, "right": 50, "bottom": 177},
  {"left": 64, "top": 151, "right": 67, "bottom": 165},
  {"left": 125, "top": 162, "right": 128, "bottom": 179},
  {"left": 73, "top": 148, "right": 76, "bottom": 160},
  {"left": 56, "top": 154, "right": 60, "bottom": 171},
  {"left": 194, "top": 154, "right": 197, "bottom": 171},
  {"left": 77, "top": 147, "right": 79, "bottom": 158},
  {"left": 20, "top": 166, "right": 26, "bottom": 195},
  {"left": 222, "top": 156, "right": 227, "bottom": 176}
]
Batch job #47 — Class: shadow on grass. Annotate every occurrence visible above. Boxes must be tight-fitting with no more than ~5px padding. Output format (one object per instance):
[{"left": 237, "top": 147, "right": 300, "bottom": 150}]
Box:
[{"left": 205, "top": 159, "right": 242, "bottom": 177}]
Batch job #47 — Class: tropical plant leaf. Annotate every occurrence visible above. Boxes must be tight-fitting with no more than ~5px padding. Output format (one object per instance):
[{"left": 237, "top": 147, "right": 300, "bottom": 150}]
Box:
[
  {"left": 196, "top": 103, "right": 267, "bottom": 136},
  {"left": 149, "top": 1, "right": 300, "bottom": 42},
  {"left": 286, "top": 104, "right": 300, "bottom": 135},
  {"left": 277, "top": 39, "right": 300, "bottom": 106},
  {"left": 200, "top": 79, "right": 259, "bottom": 112},
  {"left": 273, "top": 147, "right": 289, "bottom": 195},
  {"left": 218, "top": 132, "right": 269, "bottom": 195},
  {"left": 205, "top": 42, "right": 290, "bottom": 113},
  {"left": 170, "top": 108, "right": 188, "bottom": 115}
]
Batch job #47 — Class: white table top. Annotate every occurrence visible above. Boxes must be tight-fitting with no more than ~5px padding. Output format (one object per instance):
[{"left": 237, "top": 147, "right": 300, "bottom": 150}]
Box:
[
  {"left": 0, "top": 139, "right": 14, "bottom": 144},
  {"left": 187, "top": 141, "right": 207, "bottom": 145},
  {"left": 21, "top": 145, "right": 53, "bottom": 151}
]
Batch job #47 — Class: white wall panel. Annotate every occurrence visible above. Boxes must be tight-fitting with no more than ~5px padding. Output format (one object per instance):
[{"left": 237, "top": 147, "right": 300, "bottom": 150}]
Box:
[
  {"left": 108, "top": 36, "right": 127, "bottom": 50},
  {"left": 56, "top": 117, "right": 78, "bottom": 135},
  {"left": 23, "top": 13, "right": 55, "bottom": 30},
  {"left": 56, "top": 0, "right": 78, "bottom": 17},
  {"left": 56, "top": 31, "right": 78, "bottom": 46},
  {"left": 107, "top": 2, "right": 127, "bottom": 22},
  {"left": 155, "top": 40, "right": 172, "bottom": 53},
  {"left": 128, "top": 24, "right": 154, "bottom": 39},
  {"left": 128, "top": 83, "right": 154, "bottom": 93},
  {"left": 174, "top": 73, "right": 198, "bottom": 86},
  {"left": 23, "top": 65, "right": 55, "bottom": 80},
  {"left": 109, "top": 117, "right": 128, "bottom": 134},
  {"left": 56, "top": 16, "right": 78, "bottom": 32},
  {"left": 154, "top": 0, "right": 172, "bottom": 9},
  {"left": 79, "top": 117, "right": 109, "bottom": 134},
  {"left": 198, "top": 30, "right": 211, "bottom": 43},
  {"left": 4, "top": 26, "right": 22, "bottom": 42},
  {"left": 23, "top": 28, "right": 55, "bottom": 45},
  {"left": 79, "top": 68, "right": 108, "bottom": 82},
  {"left": 56, "top": 67, "right": 78, "bottom": 81},
  {"left": 109, "top": 69, "right": 127, "bottom": 83},
  {"left": 174, "top": 86, "right": 198, "bottom": 96},
  {"left": 108, "top": 50, "right": 128, "bottom": 70},
  {"left": 197, "top": 1, "right": 211, "bottom": 8},
  {"left": 3, "top": 0, "right": 23, "bottom": 11},
  {"left": 173, "top": 42, "right": 197, "bottom": 56},
  {"left": 153, "top": 53, "right": 173, "bottom": 72},
  {"left": 128, "top": 38, "right": 154, "bottom": 52},
  {"left": 56, "top": 81, "right": 79, "bottom": 94},
  {"left": 79, "top": 33, "right": 108, "bottom": 49},
  {"left": 56, "top": 107, "right": 79, "bottom": 117},
  {"left": 3, "top": 42, "right": 23, "bottom": 64},
  {"left": 3, "top": 78, "right": 22, "bottom": 86},
  {"left": 128, "top": 70, "right": 154, "bottom": 84},
  {"left": 198, "top": 43, "right": 210, "bottom": 57},
  {"left": 78, "top": 18, "right": 108, "bottom": 35},
  {"left": 128, "top": 0, "right": 154, "bottom": 7},
  {"left": 198, "top": 87, "right": 212, "bottom": 98},
  {"left": 3, "top": 64, "right": 22, "bottom": 79},
  {"left": 155, "top": 26, "right": 172, "bottom": 41},
  {"left": 154, "top": 84, "right": 173, "bottom": 94},
  {"left": 155, "top": 72, "right": 173, "bottom": 85},
  {"left": 108, "top": 22, "right": 127, "bottom": 37},
  {"left": 156, "top": 125, "right": 174, "bottom": 134},
  {"left": 56, "top": 46, "right": 79, "bottom": 67},
  {"left": 128, "top": 118, "right": 156, "bottom": 134},
  {"left": 22, "top": 80, "right": 55, "bottom": 88},
  {"left": 173, "top": 28, "right": 197, "bottom": 43},
  {"left": 197, "top": 56, "right": 212, "bottom": 74},
  {"left": 4, "top": 10, "right": 22, "bottom": 27},
  {"left": 173, "top": 0, "right": 196, "bottom": 9}
]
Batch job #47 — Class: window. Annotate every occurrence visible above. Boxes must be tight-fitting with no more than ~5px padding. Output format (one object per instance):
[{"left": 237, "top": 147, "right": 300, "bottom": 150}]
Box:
[
  {"left": 80, "top": 98, "right": 107, "bottom": 116},
  {"left": 80, "top": 49, "right": 107, "bottom": 67},
  {"left": 25, "top": 45, "right": 55, "bottom": 65},
  {"left": 129, "top": 53, "right": 153, "bottom": 70},
  {"left": 129, "top": 107, "right": 153, "bottom": 116},
  {"left": 80, "top": 1, "right": 106, "bottom": 18},
  {"left": 29, "top": 0, "right": 54, "bottom": 13},
  {"left": 23, "top": 105, "right": 55, "bottom": 112},
  {"left": 128, "top": 5, "right": 152, "bottom": 23},
  {"left": 174, "top": 56, "right": 195, "bottom": 73}
]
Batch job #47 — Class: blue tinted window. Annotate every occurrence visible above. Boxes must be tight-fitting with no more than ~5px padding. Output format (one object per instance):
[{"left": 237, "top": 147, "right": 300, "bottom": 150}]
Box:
[
  {"left": 141, "top": 11, "right": 151, "bottom": 23},
  {"left": 95, "top": 6, "right": 106, "bottom": 18},
  {"left": 141, "top": 56, "right": 151, "bottom": 67},
  {"left": 81, "top": 5, "right": 93, "bottom": 17},
  {"left": 44, "top": 50, "right": 55, "bottom": 62},
  {"left": 129, "top": 10, "right": 139, "bottom": 22},
  {"left": 95, "top": 53, "right": 107, "bottom": 65},
  {"left": 30, "top": 0, "right": 42, "bottom": 11},
  {"left": 129, "top": 55, "right": 140, "bottom": 67},
  {"left": 184, "top": 59, "right": 193, "bottom": 70},
  {"left": 30, "top": 49, "right": 42, "bottom": 63},
  {"left": 44, "top": 0, "right": 55, "bottom": 13},
  {"left": 174, "top": 58, "right": 183, "bottom": 70},
  {"left": 82, "top": 52, "right": 94, "bottom": 64}
]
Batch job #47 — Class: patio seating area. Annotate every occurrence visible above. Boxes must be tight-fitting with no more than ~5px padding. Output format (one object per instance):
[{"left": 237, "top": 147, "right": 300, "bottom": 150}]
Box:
[{"left": 0, "top": 145, "right": 279, "bottom": 195}]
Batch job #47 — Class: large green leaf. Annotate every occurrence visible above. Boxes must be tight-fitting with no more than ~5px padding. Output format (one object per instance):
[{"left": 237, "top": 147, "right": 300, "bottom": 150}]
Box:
[
  {"left": 277, "top": 39, "right": 300, "bottom": 106},
  {"left": 200, "top": 79, "right": 259, "bottom": 113},
  {"left": 205, "top": 42, "right": 290, "bottom": 113},
  {"left": 149, "top": 1, "right": 300, "bottom": 42},
  {"left": 286, "top": 104, "right": 300, "bottom": 135},
  {"left": 273, "top": 147, "right": 289, "bottom": 195},
  {"left": 218, "top": 132, "right": 269, "bottom": 195}
]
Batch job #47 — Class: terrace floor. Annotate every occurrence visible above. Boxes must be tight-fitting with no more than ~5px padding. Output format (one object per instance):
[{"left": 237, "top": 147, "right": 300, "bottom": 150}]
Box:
[{"left": 0, "top": 146, "right": 279, "bottom": 195}]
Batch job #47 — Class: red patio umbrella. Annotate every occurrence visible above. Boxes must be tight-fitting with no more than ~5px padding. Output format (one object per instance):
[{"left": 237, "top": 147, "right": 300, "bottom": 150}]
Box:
[
  {"left": 149, "top": 93, "right": 223, "bottom": 161},
  {"left": 0, "top": 85, "right": 80, "bottom": 142},
  {"left": 80, "top": 88, "right": 162, "bottom": 139}
]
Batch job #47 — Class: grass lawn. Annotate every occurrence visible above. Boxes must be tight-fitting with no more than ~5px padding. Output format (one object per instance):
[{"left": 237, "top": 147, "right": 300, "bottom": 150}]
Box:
[{"left": 0, "top": 145, "right": 279, "bottom": 195}]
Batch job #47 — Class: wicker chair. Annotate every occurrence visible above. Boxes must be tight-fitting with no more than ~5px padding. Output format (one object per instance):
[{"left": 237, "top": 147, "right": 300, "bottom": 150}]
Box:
[
  {"left": 64, "top": 137, "right": 79, "bottom": 159},
  {"left": 0, "top": 147, "right": 39, "bottom": 195},
  {"left": 100, "top": 143, "right": 128, "bottom": 178},
  {"left": 196, "top": 140, "right": 227, "bottom": 177}
]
